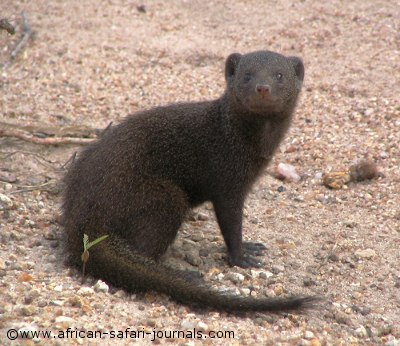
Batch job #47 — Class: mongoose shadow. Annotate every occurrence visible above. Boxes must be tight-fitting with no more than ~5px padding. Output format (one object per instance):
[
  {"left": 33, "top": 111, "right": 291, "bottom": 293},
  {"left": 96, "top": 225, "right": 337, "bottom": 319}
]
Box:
[{"left": 62, "top": 50, "right": 320, "bottom": 313}]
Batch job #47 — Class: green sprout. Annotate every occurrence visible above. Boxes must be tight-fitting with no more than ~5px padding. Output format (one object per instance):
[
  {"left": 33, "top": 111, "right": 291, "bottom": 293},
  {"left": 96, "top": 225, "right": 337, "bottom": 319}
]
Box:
[{"left": 81, "top": 233, "right": 108, "bottom": 280}]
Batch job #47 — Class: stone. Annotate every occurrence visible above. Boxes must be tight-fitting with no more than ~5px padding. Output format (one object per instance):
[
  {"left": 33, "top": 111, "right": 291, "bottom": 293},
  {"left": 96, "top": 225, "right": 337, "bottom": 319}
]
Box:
[
  {"left": 355, "top": 249, "right": 376, "bottom": 259},
  {"left": 77, "top": 287, "right": 95, "bottom": 296},
  {"left": 55, "top": 316, "right": 75, "bottom": 328},
  {"left": 0, "top": 193, "right": 13, "bottom": 210},
  {"left": 94, "top": 280, "right": 109, "bottom": 293},
  {"left": 227, "top": 272, "right": 245, "bottom": 284},
  {"left": 304, "top": 330, "right": 315, "bottom": 340},
  {"left": 271, "top": 264, "right": 285, "bottom": 274},
  {"left": 355, "top": 326, "right": 368, "bottom": 338}
]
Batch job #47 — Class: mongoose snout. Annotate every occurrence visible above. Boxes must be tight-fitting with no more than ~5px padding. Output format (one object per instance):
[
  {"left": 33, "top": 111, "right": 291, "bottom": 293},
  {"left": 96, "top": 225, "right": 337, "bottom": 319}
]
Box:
[{"left": 256, "top": 84, "right": 271, "bottom": 98}]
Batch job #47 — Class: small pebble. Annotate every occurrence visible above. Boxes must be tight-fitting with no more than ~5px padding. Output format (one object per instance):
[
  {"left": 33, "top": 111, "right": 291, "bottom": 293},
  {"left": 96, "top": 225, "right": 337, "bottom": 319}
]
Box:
[
  {"left": 303, "top": 277, "right": 316, "bottom": 287},
  {"left": 360, "top": 307, "right": 371, "bottom": 316},
  {"left": 113, "top": 290, "right": 127, "bottom": 298},
  {"left": 47, "top": 254, "right": 58, "bottom": 263},
  {"left": 5, "top": 183, "right": 13, "bottom": 190},
  {"left": 355, "top": 326, "right": 368, "bottom": 338},
  {"left": 191, "top": 233, "right": 204, "bottom": 242},
  {"left": 67, "top": 295, "right": 84, "bottom": 307},
  {"left": 199, "top": 248, "right": 209, "bottom": 257},
  {"left": 310, "top": 339, "right": 322, "bottom": 346},
  {"left": 276, "top": 163, "right": 301, "bottom": 182},
  {"left": 185, "top": 251, "right": 202, "bottom": 266},
  {"left": 37, "top": 300, "right": 47, "bottom": 307},
  {"left": 273, "top": 284, "right": 284, "bottom": 296},
  {"left": 227, "top": 272, "right": 245, "bottom": 284},
  {"left": 363, "top": 108, "right": 374, "bottom": 116},
  {"left": 385, "top": 337, "right": 399, "bottom": 346},
  {"left": 196, "top": 321, "right": 208, "bottom": 331},
  {"left": 20, "top": 305, "right": 36, "bottom": 316},
  {"left": 197, "top": 212, "right": 209, "bottom": 221},
  {"left": 378, "top": 324, "right": 393, "bottom": 337},
  {"left": 240, "top": 288, "right": 251, "bottom": 295},
  {"left": 394, "top": 279, "right": 400, "bottom": 288},
  {"left": 25, "top": 261, "right": 35, "bottom": 269},
  {"left": 258, "top": 270, "right": 274, "bottom": 279},
  {"left": 145, "top": 319, "right": 157, "bottom": 327},
  {"left": 304, "top": 330, "right": 315, "bottom": 340},
  {"left": 94, "top": 280, "right": 109, "bottom": 293},
  {"left": 0, "top": 193, "right": 14, "bottom": 210},
  {"left": 44, "top": 228, "right": 59, "bottom": 240},
  {"left": 24, "top": 296, "right": 33, "bottom": 305},
  {"left": 333, "top": 311, "right": 351, "bottom": 325},
  {"left": 265, "top": 288, "right": 276, "bottom": 297},
  {"left": 355, "top": 248, "right": 376, "bottom": 259},
  {"left": 349, "top": 160, "right": 378, "bottom": 182},
  {"left": 50, "top": 300, "right": 64, "bottom": 306},
  {"left": 55, "top": 316, "right": 75, "bottom": 328},
  {"left": 215, "top": 273, "right": 225, "bottom": 281},
  {"left": 328, "top": 253, "right": 340, "bottom": 262},
  {"left": 137, "top": 4, "right": 146, "bottom": 13},
  {"left": 77, "top": 287, "right": 95, "bottom": 296},
  {"left": 271, "top": 264, "right": 285, "bottom": 274},
  {"left": 314, "top": 172, "right": 323, "bottom": 180},
  {"left": 180, "top": 319, "right": 197, "bottom": 330},
  {"left": 53, "top": 285, "right": 63, "bottom": 292}
]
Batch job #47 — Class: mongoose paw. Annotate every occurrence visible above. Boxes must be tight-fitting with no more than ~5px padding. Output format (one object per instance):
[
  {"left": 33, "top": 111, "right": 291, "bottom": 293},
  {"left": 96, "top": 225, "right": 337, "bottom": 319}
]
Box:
[
  {"left": 229, "top": 254, "right": 263, "bottom": 268},
  {"left": 242, "top": 241, "right": 267, "bottom": 257}
]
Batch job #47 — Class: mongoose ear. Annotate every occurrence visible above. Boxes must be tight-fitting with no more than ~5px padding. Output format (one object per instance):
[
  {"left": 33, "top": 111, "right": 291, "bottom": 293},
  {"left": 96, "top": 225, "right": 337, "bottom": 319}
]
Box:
[
  {"left": 225, "top": 53, "right": 242, "bottom": 82},
  {"left": 287, "top": 56, "right": 305, "bottom": 82}
]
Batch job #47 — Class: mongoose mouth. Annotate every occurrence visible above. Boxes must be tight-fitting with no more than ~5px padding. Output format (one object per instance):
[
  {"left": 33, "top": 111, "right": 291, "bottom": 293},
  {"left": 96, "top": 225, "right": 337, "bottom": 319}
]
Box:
[{"left": 243, "top": 96, "right": 283, "bottom": 115}]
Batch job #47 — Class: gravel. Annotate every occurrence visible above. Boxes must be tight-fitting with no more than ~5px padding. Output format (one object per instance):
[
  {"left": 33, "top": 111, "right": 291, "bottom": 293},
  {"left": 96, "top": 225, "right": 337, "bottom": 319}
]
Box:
[{"left": 1, "top": 0, "right": 399, "bottom": 345}]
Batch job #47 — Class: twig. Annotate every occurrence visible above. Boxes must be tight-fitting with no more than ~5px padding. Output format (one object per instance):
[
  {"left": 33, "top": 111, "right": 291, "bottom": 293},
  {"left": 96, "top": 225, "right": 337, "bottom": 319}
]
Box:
[
  {"left": 0, "top": 18, "right": 15, "bottom": 35},
  {"left": 0, "top": 128, "right": 95, "bottom": 145},
  {"left": 2, "top": 150, "right": 57, "bottom": 163},
  {"left": 99, "top": 122, "right": 113, "bottom": 137},
  {"left": 10, "top": 12, "right": 32, "bottom": 60},
  {"left": 1, "top": 150, "right": 67, "bottom": 172},
  {"left": 61, "top": 152, "right": 77, "bottom": 169},
  {"left": 0, "top": 120, "right": 98, "bottom": 138},
  {"left": 8, "top": 179, "right": 56, "bottom": 194}
]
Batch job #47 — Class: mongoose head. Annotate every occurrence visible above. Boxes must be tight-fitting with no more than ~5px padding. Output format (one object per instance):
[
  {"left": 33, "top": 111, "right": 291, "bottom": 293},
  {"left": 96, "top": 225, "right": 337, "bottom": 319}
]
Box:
[{"left": 225, "top": 50, "right": 304, "bottom": 116}]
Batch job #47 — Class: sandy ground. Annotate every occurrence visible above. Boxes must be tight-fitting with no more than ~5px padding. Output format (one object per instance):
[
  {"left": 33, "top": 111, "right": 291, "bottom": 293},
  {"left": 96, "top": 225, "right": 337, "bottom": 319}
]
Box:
[{"left": 0, "top": 0, "right": 399, "bottom": 345}]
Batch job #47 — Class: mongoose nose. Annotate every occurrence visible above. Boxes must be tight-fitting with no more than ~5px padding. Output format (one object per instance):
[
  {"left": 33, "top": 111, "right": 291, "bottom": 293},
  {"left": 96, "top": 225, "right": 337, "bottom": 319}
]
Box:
[{"left": 256, "top": 84, "right": 271, "bottom": 97}]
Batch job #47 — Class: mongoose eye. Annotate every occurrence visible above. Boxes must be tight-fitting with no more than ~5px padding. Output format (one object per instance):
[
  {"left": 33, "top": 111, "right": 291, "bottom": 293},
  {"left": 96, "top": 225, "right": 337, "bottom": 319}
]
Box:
[
  {"left": 276, "top": 73, "right": 283, "bottom": 81},
  {"left": 243, "top": 73, "right": 252, "bottom": 83}
]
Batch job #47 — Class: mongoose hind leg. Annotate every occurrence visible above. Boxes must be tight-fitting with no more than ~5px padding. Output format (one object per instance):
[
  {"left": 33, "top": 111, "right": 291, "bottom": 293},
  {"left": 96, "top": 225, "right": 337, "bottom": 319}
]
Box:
[{"left": 129, "top": 180, "right": 189, "bottom": 260}]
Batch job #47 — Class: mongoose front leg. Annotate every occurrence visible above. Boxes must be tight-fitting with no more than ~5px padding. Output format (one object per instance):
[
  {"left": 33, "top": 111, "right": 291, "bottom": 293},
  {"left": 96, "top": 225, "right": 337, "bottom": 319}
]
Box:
[{"left": 213, "top": 198, "right": 263, "bottom": 268}]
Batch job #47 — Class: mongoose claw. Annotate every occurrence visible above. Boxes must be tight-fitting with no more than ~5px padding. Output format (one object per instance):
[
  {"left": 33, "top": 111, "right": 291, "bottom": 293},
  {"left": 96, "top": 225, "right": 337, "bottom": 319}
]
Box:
[
  {"left": 229, "top": 254, "right": 264, "bottom": 268},
  {"left": 243, "top": 241, "right": 267, "bottom": 257}
]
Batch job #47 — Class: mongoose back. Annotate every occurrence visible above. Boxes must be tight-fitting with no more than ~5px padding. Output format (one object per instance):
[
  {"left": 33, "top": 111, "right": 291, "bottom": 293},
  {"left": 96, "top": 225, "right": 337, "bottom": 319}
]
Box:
[{"left": 62, "top": 50, "right": 318, "bottom": 312}]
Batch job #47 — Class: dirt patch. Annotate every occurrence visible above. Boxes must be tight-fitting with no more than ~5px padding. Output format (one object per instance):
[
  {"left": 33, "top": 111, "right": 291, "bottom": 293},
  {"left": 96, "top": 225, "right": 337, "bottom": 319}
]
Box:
[{"left": 1, "top": 1, "right": 399, "bottom": 345}]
